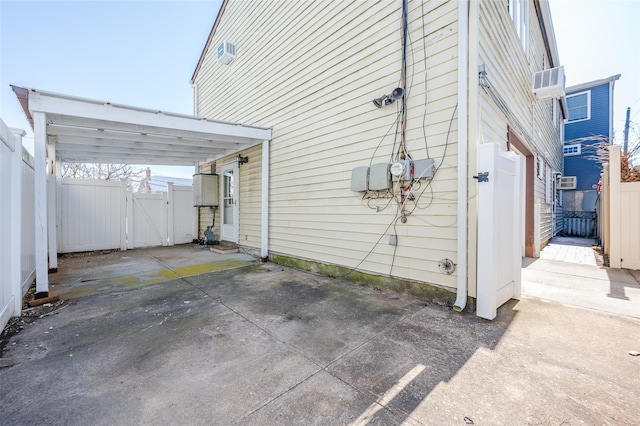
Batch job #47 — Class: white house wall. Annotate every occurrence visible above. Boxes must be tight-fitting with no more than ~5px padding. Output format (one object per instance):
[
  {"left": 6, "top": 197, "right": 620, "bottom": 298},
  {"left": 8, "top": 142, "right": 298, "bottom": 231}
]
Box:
[
  {"left": 196, "top": 0, "right": 461, "bottom": 290},
  {"left": 477, "top": 0, "right": 563, "bottom": 252}
]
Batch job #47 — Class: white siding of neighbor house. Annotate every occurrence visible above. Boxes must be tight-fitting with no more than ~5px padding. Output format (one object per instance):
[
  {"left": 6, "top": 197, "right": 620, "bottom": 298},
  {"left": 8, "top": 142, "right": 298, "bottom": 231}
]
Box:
[
  {"left": 477, "top": 0, "right": 563, "bottom": 253},
  {"left": 196, "top": 0, "right": 461, "bottom": 289}
]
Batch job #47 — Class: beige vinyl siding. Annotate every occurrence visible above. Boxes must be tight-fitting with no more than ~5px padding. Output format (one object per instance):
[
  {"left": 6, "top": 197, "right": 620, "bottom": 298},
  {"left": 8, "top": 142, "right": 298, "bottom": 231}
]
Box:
[
  {"left": 195, "top": 0, "right": 460, "bottom": 289},
  {"left": 198, "top": 143, "right": 262, "bottom": 249},
  {"left": 477, "top": 0, "right": 563, "bottom": 252},
  {"left": 237, "top": 144, "right": 262, "bottom": 252}
]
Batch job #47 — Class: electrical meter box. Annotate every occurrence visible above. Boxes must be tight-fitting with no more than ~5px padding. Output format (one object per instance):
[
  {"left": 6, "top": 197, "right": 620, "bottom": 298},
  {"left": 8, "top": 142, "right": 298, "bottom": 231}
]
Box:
[
  {"left": 369, "top": 163, "right": 392, "bottom": 191},
  {"left": 350, "top": 166, "right": 369, "bottom": 192},
  {"left": 193, "top": 173, "right": 219, "bottom": 207}
]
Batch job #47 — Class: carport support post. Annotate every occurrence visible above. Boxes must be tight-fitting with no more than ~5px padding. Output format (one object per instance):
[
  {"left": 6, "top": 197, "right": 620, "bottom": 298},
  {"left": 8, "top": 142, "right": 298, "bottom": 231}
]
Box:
[
  {"left": 47, "top": 143, "right": 58, "bottom": 272},
  {"left": 33, "top": 111, "right": 49, "bottom": 296},
  {"left": 192, "top": 162, "right": 199, "bottom": 239},
  {"left": 261, "top": 139, "right": 269, "bottom": 260}
]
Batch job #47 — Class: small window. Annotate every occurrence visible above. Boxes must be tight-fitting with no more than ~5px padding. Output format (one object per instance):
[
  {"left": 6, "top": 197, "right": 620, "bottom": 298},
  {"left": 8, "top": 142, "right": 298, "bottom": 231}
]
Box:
[
  {"left": 563, "top": 144, "right": 581, "bottom": 156},
  {"left": 509, "top": 0, "right": 529, "bottom": 56},
  {"left": 545, "top": 167, "right": 553, "bottom": 204},
  {"left": 536, "top": 155, "right": 544, "bottom": 180},
  {"left": 567, "top": 91, "right": 591, "bottom": 122}
]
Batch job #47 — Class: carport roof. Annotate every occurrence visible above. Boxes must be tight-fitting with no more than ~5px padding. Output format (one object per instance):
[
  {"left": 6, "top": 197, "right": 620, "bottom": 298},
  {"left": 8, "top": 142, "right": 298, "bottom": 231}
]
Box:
[{"left": 11, "top": 85, "right": 271, "bottom": 165}]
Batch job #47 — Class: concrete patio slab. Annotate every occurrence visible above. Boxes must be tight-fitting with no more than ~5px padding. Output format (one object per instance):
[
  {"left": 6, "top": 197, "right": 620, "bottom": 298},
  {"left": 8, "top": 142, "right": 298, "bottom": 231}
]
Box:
[
  {"left": 1, "top": 246, "right": 639, "bottom": 425},
  {"left": 539, "top": 237, "right": 599, "bottom": 265},
  {"left": 51, "top": 244, "right": 254, "bottom": 299},
  {"left": 523, "top": 257, "right": 640, "bottom": 318}
]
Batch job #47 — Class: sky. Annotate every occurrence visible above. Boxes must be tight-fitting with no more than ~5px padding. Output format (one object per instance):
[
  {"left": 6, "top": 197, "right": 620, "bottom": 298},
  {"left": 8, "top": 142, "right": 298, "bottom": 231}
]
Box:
[
  {"left": 549, "top": 0, "right": 640, "bottom": 146},
  {"left": 0, "top": 0, "right": 222, "bottom": 178},
  {"left": 1, "top": 0, "right": 639, "bottom": 179}
]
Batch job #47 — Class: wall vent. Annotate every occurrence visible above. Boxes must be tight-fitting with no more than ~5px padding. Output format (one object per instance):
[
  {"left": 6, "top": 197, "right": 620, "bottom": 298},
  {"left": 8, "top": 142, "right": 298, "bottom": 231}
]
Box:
[
  {"left": 532, "top": 66, "right": 565, "bottom": 99},
  {"left": 217, "top": 42, "right": 236, "bottom": 65},
  {"left": 558, "top": 176, "right": 577, "bottom": 190}
]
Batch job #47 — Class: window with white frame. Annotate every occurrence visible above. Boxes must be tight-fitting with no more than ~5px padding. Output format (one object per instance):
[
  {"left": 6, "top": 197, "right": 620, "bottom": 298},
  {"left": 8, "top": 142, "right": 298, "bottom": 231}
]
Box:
[
  {"left": 558, "top": 188, "right": 563, "bottom": 207},
  {"left": 563, "top": 144, "right": 581, "bottom": 156},
  {"left": 566, "top": 91, "right": 591, "bottom": 122},
  {"left": 536, "top": 155, "right": 544, "bottom": 179},
  {"left": 509, "top": 0, "right": 529, "bottom": 56},
  {"left": 545, "top": 167, "right": 553, "bottom": 204}
]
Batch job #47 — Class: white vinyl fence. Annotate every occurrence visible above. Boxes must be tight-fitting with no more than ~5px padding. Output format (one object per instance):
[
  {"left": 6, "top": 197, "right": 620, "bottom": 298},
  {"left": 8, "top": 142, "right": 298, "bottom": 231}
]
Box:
[
  {"left": 60, "top": 179, "right": 126, "bottom": 253},
  {"left": 1, "top": 119, "right": 35, "bottom": 331},
  {"left": 602, "top": 145, "right": 640, "bottom": 270},
  {"left": 59, "top": 179, "right": 194, "bottom": 253}
]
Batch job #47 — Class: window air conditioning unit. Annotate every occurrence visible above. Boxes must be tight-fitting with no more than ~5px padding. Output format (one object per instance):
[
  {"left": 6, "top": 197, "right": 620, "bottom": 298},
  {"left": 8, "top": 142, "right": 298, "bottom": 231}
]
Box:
[
  {"left": 217, "top": 41, "right": 236, "bottom": 65},
  {"left": 532, "top": 66, "right": 565, "bottom": 99},
  {"left": 557, "top": 176, "right": 577, "bottom": 190}
]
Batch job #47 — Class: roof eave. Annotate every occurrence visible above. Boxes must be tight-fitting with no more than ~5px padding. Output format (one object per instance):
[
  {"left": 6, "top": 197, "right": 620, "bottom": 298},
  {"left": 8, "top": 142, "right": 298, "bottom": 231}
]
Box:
[
  {"left": 10, "top": 85, "right": 34, "bottom": 130},
  {"left": 566, "top": 74, "right": 622, "bottom": 94},
  {"left": 535, "top": 0, "right": 561, "bottom": 68}
]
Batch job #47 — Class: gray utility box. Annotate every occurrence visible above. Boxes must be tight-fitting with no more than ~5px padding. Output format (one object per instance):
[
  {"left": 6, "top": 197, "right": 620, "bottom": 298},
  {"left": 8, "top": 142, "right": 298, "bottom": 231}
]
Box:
[
  {"left": 350, "top": 166, "right": 370, "bottom": 192},
  {"left": 369, "top": 163, "right": 392, "bottom": 191},
  {"left": 413, "top": 158, "right": 435, "bottom": 180},
  {"left": 193, "top": 173, "right": 219, "bottom": 207}
]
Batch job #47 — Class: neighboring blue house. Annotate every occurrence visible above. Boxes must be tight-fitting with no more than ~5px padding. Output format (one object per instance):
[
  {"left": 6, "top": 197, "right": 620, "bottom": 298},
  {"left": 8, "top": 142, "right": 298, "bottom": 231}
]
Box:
[{"left": 562, "top": 74, "right": 620, "bottom": 237}]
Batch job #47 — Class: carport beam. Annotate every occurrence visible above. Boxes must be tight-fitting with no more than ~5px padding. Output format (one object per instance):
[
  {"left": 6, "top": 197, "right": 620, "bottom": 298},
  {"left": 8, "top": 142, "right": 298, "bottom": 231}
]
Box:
[
  {"left": 33, "top": 111, "right": 49, "bottom": 296},
  {"left": 261, "top": 140, "right": 269, "bottom": 260}
]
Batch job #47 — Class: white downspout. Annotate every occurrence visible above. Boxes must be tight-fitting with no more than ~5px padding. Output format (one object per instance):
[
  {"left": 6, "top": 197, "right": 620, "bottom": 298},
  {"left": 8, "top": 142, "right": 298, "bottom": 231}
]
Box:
[
  {"left": 453, "top": 0, "right": 469, "bottom": 312},
  {"left": 261, "top": 139, "right": 269, "bottom": 260}
]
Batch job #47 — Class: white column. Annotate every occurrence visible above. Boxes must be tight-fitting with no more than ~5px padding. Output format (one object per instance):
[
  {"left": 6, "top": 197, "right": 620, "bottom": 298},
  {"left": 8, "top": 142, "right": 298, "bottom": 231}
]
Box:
[
  {"left": 55, "top": 158, "right": 62, "bottom": 254},
  {"left": 47, "top": 142, "right": 57, "bottom": 271},
  {"left": 33, "top": 111, "right": 49, "bottom": 295},
  {"left": 120, "top": 180, "right": 128, "bottom": 251},
  {"left": 193, "top": 162, "right": 199, "bottom": 239},
  {"left": 9, "top": 128, "right": 25, "bottom": 315},
  {"left": 261, "top": 140, "right": 269, "bottom": 259},
  {"left": 167, "top": 182, "right": 175, "bottom": 246}
]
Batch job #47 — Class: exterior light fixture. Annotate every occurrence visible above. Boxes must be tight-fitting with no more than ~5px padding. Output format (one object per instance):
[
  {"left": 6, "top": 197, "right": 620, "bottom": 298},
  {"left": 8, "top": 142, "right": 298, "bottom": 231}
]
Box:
[{"left": 373, "top": 87, "right": 404, "bottom": 108}]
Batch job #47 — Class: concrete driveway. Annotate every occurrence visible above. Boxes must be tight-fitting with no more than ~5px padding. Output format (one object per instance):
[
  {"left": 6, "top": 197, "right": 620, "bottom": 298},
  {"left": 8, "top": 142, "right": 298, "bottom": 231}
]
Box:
[{"left": 1, "top": 246, "right": 639, "bottom": 425}]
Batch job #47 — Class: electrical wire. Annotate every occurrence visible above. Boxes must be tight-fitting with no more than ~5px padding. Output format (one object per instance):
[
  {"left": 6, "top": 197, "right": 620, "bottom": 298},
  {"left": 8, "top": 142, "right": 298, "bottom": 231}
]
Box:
[
  {"left": 388, "top": 212, "right": 400, "bottom": 276},
  {"left": 370, "top": 109, "right": 402, "bottom": 168},
  {"left": 335, "top": 213, "right": 400, "bottom": 279},
  {"left": 409, "top": 102, "right": 458, "bottom": 212},
  {"left": 421, "top": 0, "right": 430, "bottom": 159}
]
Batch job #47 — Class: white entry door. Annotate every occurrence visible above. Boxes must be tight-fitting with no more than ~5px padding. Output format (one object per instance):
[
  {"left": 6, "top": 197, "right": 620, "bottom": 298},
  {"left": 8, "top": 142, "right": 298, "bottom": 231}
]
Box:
[
  {"left": 220, "top": 162, "right": 239, "bottom": 242},
  {"left": 476, "top": 143, "right": 522, "bottom": 320}
]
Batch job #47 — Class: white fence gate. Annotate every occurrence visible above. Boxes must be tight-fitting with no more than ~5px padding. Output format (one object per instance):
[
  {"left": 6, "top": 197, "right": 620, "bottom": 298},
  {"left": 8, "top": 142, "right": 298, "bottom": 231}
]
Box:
[
  {"left": 169, "top": 183, "right": 196, "bottom": 245},
  {"left": 1, "top": 119, "right": 35, "bottom": 331},
  {"left": 131, "top": 192, "right": 167, "bottom": 249},
  {"left": 476, "top": 143, "right": 522, "bottom": 320},
  {"left": 59, "top": 179, "right": 194, "bottom": 253}
]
